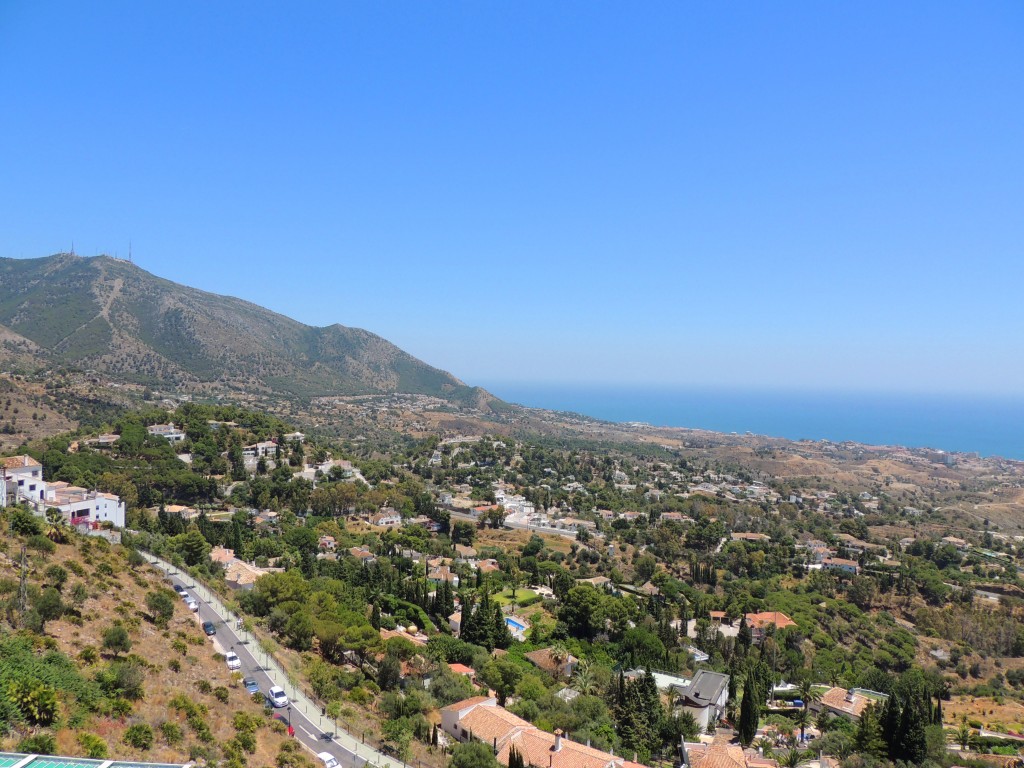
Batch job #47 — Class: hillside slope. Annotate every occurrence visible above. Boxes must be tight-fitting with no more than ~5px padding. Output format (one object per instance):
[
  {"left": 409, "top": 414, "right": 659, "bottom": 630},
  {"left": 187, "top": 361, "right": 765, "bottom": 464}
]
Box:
[
  {"left": 0, "top": 254, "right": 491, "bottom": 404},
  {"left": 0, "top": 517, "right": 293, "bottom": 764}
]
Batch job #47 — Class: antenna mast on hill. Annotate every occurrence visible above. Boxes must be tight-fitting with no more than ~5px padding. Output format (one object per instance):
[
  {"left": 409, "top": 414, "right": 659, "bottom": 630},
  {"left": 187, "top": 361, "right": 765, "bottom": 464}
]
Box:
[{"left": 129, "top": 239, "right": 133, "bottom": 263}]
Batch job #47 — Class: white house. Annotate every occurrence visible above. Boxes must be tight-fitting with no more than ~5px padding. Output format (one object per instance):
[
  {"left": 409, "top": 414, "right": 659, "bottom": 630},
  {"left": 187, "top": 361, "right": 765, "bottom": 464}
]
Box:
[
  {"left": 2, "top": 455, "right": 47, "bottom": 504},
  {"left": 147, "top": 423, "right": 187, "bottom": 443},
  {"left": 2, "top": 456, "right": 125, "bottom": 528},
  {"left": 674, "top": 670, "right": 730, "bottom": 731},
  {"left": 243, "top": 441, "right": 278, "bottom": 459},
  {"left": 44, "top": 482, "right": 126, "bottom": 528}
]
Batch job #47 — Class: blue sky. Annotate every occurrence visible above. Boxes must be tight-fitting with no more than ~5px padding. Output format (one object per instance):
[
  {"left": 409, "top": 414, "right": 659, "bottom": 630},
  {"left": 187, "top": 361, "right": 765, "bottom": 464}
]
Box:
[{"left": 1, "top": 2, "right": 1022, "bottom": 395}]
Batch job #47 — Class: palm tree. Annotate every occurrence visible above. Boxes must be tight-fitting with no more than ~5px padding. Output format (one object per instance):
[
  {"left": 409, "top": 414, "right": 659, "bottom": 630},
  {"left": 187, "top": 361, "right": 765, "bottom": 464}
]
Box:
[
  {"left": 797, "top": 678, "right": 821, "bottom": 711},
  {"left": 44, "top": 508, "right": 69, "bottom": 544},
  {"left": 779, "top": 748, "right": 812, "bottom": 768},
  {"left": 754, "top": 737, "right": 775, "bottom": 757},
  {"left": 951, "top": 714, "right": 973, "bottom": 751},
  {"left": 792, "top": 708, "right": 810, "bottom": 744},
  {"left": 572, "top": 658, "right": 598, "bottom": 695}
]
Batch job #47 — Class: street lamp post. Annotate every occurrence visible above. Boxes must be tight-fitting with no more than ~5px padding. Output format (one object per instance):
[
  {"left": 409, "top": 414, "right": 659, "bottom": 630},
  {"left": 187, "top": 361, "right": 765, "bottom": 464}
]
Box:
[{"left": 287, "top": 705, "right": 291, "bottom": 727}]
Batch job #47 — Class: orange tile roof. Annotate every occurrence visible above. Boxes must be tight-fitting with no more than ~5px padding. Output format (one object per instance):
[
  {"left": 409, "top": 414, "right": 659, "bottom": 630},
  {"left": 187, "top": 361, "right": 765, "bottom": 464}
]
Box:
[
  {"left": 500, "top": 728, "right": 646, "bottom": 768},
  {"left": 686, "top": 743, "right": 747, "bottom": 768},
  {"left": 441, "top": 695, "right": 492, "bottom": 714},
  {"left": 745, "top": 611, "right": 796, "bottom": 630},
  {"left": 819, "top": 686, "right": 870, "bottom": 718},
  {"left": 459, "top": 703, "right": 533, "bottom": 744},
  {"left": 1, "top": 455, "right": 40, "bottom": 469}
]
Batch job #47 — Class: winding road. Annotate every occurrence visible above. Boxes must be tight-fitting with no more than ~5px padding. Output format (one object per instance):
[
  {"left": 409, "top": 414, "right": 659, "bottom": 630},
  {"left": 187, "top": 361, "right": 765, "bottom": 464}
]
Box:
[{"left": 144, "top": 554, "right": 405, "bottom": 768}]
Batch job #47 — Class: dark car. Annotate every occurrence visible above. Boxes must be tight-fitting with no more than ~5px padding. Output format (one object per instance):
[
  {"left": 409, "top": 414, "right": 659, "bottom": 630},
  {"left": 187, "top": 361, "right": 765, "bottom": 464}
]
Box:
[
  {"left": 243, "top": 677, "right": 260, "bottom": 695},
  {"left": 173, "top": 584, "right": 186, "bottom": 596},
  {"left": 202, "top": 621, "right": 216, "bottom": 636}
]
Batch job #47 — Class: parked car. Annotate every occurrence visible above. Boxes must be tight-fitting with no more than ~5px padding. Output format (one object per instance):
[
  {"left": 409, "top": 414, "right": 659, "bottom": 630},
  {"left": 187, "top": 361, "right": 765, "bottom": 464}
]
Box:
[
  {"left": 180, "top": 590, "right": 192, "bottom": 601},
  {"left": 266, "top": 686, "right": 288, "bottom": 708},
  {"left": 225, "top": 651, "right": 241, "bottom": 670},
  {"left": 317, "top": 753, "right": 339, "bottom": 768},
  {"left": 243, "top": 677, "right": 260, "bottom": 695},
  {"left": 173, "top": 584, "right": 186, "bottom": 596},
  {"left": 202, "top": 621, "right": 216, "bottom": 636},
  {"left": 186, "top": 598, "right": 199, "bottom": 612}
]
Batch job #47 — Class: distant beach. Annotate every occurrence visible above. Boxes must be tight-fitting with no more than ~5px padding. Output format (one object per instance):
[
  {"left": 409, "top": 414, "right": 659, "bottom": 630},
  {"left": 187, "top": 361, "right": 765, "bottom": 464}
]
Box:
[{"left": 481, "top": 383, "right": 1024, "bottom": 461}]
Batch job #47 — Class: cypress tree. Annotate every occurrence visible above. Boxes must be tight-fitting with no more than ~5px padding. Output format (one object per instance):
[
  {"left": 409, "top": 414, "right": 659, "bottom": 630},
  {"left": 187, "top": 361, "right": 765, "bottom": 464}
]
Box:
[
  {"left": 880, "top": 694, "right": 902, "bottom": 758},
  {"left": 855, "top": 705, "right": 887, "bottom": 759},
  {"left": 492, "top": 604, "right": 513, "bottom": 649},
  {"left": 738, "top": 676, "right": 759, "bottom": 746},
  {"left": 737, "top": 616, "right": 752, "bottom": 652}
]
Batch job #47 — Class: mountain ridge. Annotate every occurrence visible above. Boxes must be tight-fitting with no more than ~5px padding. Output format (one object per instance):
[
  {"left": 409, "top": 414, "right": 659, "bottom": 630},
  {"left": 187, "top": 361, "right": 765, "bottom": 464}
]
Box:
[{"left": 0, "top": 253, "right": 494, "bottom": 407}]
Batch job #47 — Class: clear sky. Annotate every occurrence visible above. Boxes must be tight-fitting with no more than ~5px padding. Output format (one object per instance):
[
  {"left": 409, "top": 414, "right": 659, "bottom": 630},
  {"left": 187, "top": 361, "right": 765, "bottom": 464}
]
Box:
[{"left": 1, "top": 2, "right": 1022, "bottom": 395}]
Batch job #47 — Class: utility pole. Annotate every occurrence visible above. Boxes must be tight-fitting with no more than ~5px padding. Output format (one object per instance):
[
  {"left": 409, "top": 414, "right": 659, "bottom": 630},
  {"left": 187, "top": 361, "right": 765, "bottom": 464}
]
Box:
[{"left": 19, "top": 546, "right": 28, "bottom": 618}]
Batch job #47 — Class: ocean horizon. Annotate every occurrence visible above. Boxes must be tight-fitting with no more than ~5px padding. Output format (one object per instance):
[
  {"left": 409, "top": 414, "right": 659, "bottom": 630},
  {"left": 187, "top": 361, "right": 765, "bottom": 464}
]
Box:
[{"left": 480, "top": 383, "right": 1024, "bottom": 461}]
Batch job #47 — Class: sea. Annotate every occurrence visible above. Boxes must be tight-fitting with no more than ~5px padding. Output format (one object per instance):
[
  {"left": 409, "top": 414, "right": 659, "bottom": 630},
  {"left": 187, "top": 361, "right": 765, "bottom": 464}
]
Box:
[{"left": 480, "top": 383, "right": 1024, "bottom": 461}]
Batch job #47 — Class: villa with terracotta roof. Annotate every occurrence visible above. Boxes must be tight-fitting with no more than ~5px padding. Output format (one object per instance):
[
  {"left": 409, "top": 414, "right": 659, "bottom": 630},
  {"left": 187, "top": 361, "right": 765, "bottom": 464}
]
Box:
[
  {"left": 811, "top": 687, "right": 884, "bottom": 720},
  {"left": 442, "top": 697, "right": 645, "bottom": 768},
  {"left": 524, "top": 648, "right": 577, "bottom": 679},
  {"left": 744, "top": 611, "right": 796, "bottom": 643},
  {"left": 682, "top": 742, "right": 779, "bottom": 768}
]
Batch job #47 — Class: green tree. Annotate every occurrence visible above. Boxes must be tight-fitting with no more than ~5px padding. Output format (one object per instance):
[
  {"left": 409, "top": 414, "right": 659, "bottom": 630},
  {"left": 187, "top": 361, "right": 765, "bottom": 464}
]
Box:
[
  {"left": 102, "top": 623, "right": 133, "bottom": 657},
  {"left": 378, "top": 655, "right": 402, "bottom": 692},
  {"left": 146, "top": 589, "right": 176, "bottom": 626},
  {"left": 855, "top": 704, "right": 887, "bottom": 759},
  {"left": 480, "top": 657, "right": 523, "bottom": 706},
  {"left": 449, "top": 742, "right": 499, "bottom": 768},
  {"left": 738, "top": 676, "right": 759, "bottom": 746},
  {"left": 44, "top": 564, "right": 68, "bottom": 591},
  {"left": 36, "top": 586, "right": 65, "bottom": 632}
]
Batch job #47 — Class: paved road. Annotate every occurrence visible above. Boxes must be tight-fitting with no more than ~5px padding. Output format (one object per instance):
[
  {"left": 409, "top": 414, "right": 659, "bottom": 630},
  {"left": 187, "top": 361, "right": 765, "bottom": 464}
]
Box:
[{"left": 144, "top": 555, "right": 403, "bottom": 768}]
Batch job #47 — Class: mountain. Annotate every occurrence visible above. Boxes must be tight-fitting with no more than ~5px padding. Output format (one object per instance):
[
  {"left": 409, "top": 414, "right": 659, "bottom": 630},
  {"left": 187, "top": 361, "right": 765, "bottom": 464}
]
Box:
[{"left": 0, "top": 253, "right": 490, "bottom": 404}]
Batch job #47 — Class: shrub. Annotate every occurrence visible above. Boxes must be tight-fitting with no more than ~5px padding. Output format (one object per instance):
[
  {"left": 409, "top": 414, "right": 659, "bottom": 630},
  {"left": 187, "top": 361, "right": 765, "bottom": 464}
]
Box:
[
  {"left": 18, "top": 734, "right": 57, "bottom": 755},
  {"left": 9, "top": 508, "right": 43, "bottom": 536},
  {"left": 78, "top": 732, "right": 108, "bottom": 759},
  {"left": 27, "top": 534, "right": 56, "bottom": 554},
  {"left": 102, "top": 623, "right": 132, "bottom": 656},
  {"left": 123, "top": 723, "right": 154, "bottom": 750},
  {"left": 213, "top": 686, "right": 230, "bottom": 703},
  {"left": 196, "top": 679, "right": 212, "bottom": 694},
  {"left": 111, "top": 698, "right": 134, "bottom": 718},
  {"left": 168, "top": 659, "right": 181, "bottom": 672},
  {"left": 235, "top": 730, "right": 257, "bottom": 753},
  {"left": 78, "top": 645, "right": 99, "bottom": 664},
  {"left": 160, "top": 721, "right": 183, "bottom": 745}
]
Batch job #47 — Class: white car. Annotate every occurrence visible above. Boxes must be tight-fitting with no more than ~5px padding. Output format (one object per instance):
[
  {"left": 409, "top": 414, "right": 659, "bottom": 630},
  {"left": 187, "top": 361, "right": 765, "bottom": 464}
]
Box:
[
  {"left": 267, "top": 685, "right": 288, "bottom": 708},
  {"left": 186, "top": 599, "right": 199, "bottom": 612},
  {"left": 225, "top": 652, "right": 241, "bottom": 671},
  {"left": 317, "top": 753, "right": 339, "bottom": 768}
]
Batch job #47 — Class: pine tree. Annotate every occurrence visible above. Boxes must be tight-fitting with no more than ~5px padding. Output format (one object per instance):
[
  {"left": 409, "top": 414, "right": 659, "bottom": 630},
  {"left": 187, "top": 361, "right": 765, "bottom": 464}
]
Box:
[
  {"left": 508, "top": 745, "right": 524, "bottom": 768},
  {"left": 370, "top": 603, "right": 381, "bottom": 630}
]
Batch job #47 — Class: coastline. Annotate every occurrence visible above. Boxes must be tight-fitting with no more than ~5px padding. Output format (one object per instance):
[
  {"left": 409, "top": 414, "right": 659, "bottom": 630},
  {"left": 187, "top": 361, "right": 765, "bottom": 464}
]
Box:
[{"left": 481, "top": 383, "right": 1024, "bottom": 460}]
